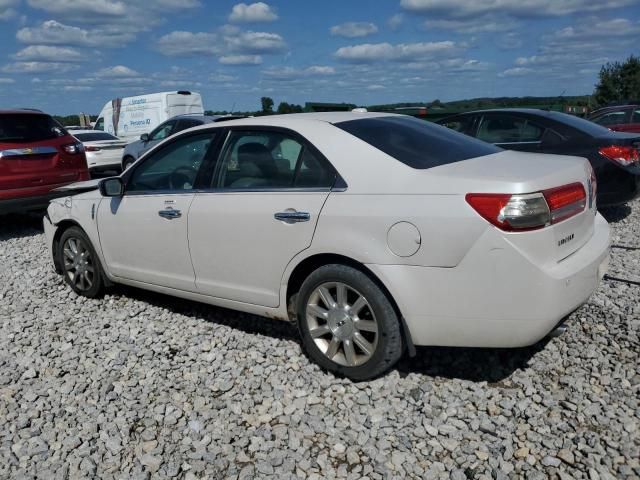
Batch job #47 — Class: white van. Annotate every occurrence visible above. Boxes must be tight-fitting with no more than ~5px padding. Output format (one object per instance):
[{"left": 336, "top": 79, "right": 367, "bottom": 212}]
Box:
[{"left": 93, "top": 91, "right": 204, "bottom": 143}]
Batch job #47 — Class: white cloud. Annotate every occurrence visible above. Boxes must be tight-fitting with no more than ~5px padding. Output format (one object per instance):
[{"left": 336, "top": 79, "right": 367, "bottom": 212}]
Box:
[
  {"left": 330, "top": 22, "right": 378, "bottom": 38},
  {"left": 226, "top": 31, "right": 286, "bottom": 54},
  {"left": 498, "top": 67, "right": 534, "bottom": 77},
  {"left": 13, "top": 45, "right": 86, "bottom": 63},
  {"left": 1, "top": 61, "right": 79, "bottom": 73},
  {"left": 425, "top": 17, "right": 515, "bottom": 33},
  {"left": 156, "top": 31, "right": 220, "bottom": 56},
  {"left": 388, "top": 14, "right": 404, "bottom": 30},
  {"left": 229, "top": 2, "right": 278, "bottom": 23},
  {"left": 0, "top": 0, "right": 18, "bottom": 20},
  {"left": 219, "top": 54, "right": 262, "bottom": 65},
  {"left": 95, "top": 65, "right": 140, "bottom": 78},
  {"left": 366, "top": 84, "right": 385, "bottom": 90},
  {"left": 262, "top": 65, "right": 336, "bottom": 79},
  {"left": 156, "top": 29, "right": 285, "bottom": 57},
  {"left": 399, "top": 0, "right": 640, "bottom": 18},
  {"left": 64, "top": 85, "right": 93, "bottom": 91},
  {"left": 335, "top": 41, "right": 460, "bottom": 63},
  {"left": 0, "top": 77, "right": 15, "bottom": 83},
  {"left": 17, "top": 20, "right": 134, "bottom": 48}
]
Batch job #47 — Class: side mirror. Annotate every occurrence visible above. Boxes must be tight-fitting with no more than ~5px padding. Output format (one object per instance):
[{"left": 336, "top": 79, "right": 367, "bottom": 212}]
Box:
[
  {"left": 140, "top": 133, "right": 149, "bottom": 142},
  {"left": 99, "top": 177, "right": 124, "bottom": 197}
]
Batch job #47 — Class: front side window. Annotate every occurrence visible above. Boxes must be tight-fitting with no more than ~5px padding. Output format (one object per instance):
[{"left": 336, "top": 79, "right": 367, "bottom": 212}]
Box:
[
  {"left": 631, "top": 109, "right": 640, "bottom": 123},
  {"left": 215, "top": 130, "right": 334, "bottom": 189},
  {"left": 127, "top": 133, "right": 214, "bottom": 192},
  {"left": 477, "top": 115, "right": 543, "bottom": 144},
  {"left": 439, "top": 116, "right": 476, "bottom": 135},
  {"left": 593, "top": 110, "right": 629, "bottom": 126},
  {"left": 149, "top": 120, "right": 177, "bottom": 142},
  {"left": 94, "top": 117, "right": 104, "bottom": 131},
  {"left": 336, "top": 116, "right": 500, "bottom": 169}
]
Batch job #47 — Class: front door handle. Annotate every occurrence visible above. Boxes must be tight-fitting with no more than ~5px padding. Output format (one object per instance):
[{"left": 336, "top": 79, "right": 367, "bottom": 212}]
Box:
[
  {"left": 158, "top": 208, "right": 182, "bottom": 219},
  {"left": 274, "top": 211, "right": 310, "bottom": 223}
]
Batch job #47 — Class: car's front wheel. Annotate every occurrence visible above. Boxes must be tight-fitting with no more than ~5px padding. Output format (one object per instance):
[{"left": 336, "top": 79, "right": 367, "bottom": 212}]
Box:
[
  {"left": 297, "top": 264, "right": 403, "bottom": 380},
  {"left": 58, "top": 226, "right": 105, "bottom": 298}
]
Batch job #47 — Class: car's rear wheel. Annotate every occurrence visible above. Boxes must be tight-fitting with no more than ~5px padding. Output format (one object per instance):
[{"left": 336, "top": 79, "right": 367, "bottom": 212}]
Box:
[
  {"left": 122, "top": 156, "right": 135, "bottom": 170},
  {"left": 297, "top": 264, "right": 403, "bottom": 380},
  {"left": 58, "top": 226, "right": 104, "bottom": 298}
]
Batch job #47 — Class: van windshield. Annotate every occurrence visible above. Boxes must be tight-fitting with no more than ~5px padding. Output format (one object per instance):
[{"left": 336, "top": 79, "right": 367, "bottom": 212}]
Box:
[{"left": 0, "top": 114, "right": 68, "bottom": 143}]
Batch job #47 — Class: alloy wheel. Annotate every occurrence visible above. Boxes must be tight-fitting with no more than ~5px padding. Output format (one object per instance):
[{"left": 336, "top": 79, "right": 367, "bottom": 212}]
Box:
[
  {"left": 305, "top": 282, "right": 379, "bottom": 367},
  {"left": 62, "top": 237, "right": 95, "bottom": 291}
]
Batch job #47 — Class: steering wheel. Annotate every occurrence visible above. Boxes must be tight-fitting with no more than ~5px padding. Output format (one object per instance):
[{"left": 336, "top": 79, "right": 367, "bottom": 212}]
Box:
[{"left": 169, "top": 166, "right": 198, "bottom": 190}]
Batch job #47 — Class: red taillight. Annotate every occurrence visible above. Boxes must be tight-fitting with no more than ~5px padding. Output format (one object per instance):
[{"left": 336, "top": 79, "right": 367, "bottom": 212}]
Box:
[
  {"left": 85, "top": 146, "right": 100, "bottom": 152},
  {"left": 466, "top": 183, "right": 587, "bottom": 232},
  {"left": 543, "top": 183, "right": 586, "bottom": 224},
  {"left": 599, "top": 145, "right": 639, "bottom": 166},
  {"left": 62, "top": 142, "right": 84, "bottom": 154}
]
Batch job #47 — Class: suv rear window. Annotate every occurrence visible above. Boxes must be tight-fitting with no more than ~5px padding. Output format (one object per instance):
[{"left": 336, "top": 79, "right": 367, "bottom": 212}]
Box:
[
  {"left": 0, "top": 113, "right": 68, "bottom": 143},
  {"left": 335, "top": 115, "right": 500, "bottom": 169},
  {"left": 74, "top": 132, "right": 119, "bottom": 142}
]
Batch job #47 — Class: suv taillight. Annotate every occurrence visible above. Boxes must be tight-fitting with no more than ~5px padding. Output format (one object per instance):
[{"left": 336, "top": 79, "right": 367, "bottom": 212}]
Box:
[
  {"left": 599, "top": 145, "right": 639, "bottom": 166},
  {"left": 466, "top": 183, "right": 586, "bottom": 231},
  {"left": 62, "top": 142, "right": 84, "bottom": 154}
]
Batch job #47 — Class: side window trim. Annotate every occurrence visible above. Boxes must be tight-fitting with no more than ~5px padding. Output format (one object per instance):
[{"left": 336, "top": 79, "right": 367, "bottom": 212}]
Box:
[
  {"left": 207, "top": 126, "right": 344, "bottom": 192},
  {"left": 121, "top": 131, "right": 220, "bottom": 195}
]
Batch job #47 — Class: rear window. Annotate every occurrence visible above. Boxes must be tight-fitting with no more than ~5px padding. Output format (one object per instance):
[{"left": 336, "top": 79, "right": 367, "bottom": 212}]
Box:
[
  {"left": 546, "top": 111, "right": 613, "bottom": 137},
  {"left": 74, "top": 132, "right": 119, "bottom": 142},
  {"left": 0, "top": 114, "right": 68, "bottom": 143},
  {"left": 335, "top": 115, "right": 501, "bottom": 169}
]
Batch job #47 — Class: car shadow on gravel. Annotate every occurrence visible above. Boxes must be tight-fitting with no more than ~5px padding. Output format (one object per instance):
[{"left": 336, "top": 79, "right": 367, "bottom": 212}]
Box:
[
  {"left": 110, "top": 284, "right": 550, "bottom": 383},
  {"left": 110, "top": 285, "right": 299, "bottom": 341},
  {"left": 600, "top": 204, "right": 632, "bottom": 223},
  {"left": 395, "top": 340, "right": 550, "bottom": 383},
  {"left": 0, "top": 212, "right": 45, "bottom": 241}
]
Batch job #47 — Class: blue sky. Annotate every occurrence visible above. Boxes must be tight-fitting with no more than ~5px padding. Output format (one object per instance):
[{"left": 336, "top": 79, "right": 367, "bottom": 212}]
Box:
[{"left": 0, "top": 0, "right": 639, "bottom": 115}]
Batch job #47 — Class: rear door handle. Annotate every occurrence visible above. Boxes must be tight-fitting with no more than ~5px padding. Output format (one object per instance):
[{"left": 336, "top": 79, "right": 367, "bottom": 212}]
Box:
[
  {"left": 158, "top": 208, "right": 182, "bottom": 219},
  {"left": 274, "top": 211, "right": 310, "bottom": 223}
]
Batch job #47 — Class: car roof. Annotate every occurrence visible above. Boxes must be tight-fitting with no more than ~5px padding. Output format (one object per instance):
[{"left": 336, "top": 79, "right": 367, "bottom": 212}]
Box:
[
  {"left": 186, "top": 111, "right": 397, "bottom": 132},
  {"left": 0, "top": 109, "right": 47, "bottom": 115}
]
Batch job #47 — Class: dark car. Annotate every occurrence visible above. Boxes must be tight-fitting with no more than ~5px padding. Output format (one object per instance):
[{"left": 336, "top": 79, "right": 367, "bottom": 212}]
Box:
[
  {"left": 121, "top": 114, "right": 243, "bottom": 170},
  {"left": 0, "top": 109, "right": 89, "bottom": 215},
  {"left": 437, "top": 109, "right": 640, "bottom": 206},
  {"left": 588, "top": 104, "right": 640, "bottom": 134}
]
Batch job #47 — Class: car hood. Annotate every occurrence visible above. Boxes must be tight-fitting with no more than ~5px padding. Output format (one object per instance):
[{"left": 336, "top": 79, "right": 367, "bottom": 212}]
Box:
[{"left": 53, "top": 179, "right": 100, "bottom": 193}]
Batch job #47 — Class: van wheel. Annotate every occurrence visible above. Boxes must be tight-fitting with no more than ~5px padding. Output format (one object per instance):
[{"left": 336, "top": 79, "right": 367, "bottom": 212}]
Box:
[
  {"left": 296, "top": 264, "right": 403, "bottom": 381},
  {"left": 122, "top": 156, "right": 135, "bottom": 170},
  {"left": 58, "top": 226, "right": 105, "bottom": 298}
]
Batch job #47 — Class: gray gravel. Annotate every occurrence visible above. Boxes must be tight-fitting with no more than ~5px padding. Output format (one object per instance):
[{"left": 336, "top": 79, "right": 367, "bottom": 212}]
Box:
[{"left": 0, "top": 201, "right": 638, "bottom": 480}]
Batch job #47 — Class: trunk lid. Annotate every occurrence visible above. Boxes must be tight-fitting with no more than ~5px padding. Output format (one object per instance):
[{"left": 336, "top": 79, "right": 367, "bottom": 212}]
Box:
[{"left": 426, "top": 150, "right": 597, "bottom": 263}]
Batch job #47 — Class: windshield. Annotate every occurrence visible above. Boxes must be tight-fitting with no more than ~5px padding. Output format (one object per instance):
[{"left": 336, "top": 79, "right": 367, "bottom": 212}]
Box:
[
  {"left": 0, "top": 114, "right": 68, "bottom": 143},
  {"left": 74, "top": 132, "right": 119, "bottom": 142},
  {"left": 335, "top": 115, "right": 501, "bottom": 169}
]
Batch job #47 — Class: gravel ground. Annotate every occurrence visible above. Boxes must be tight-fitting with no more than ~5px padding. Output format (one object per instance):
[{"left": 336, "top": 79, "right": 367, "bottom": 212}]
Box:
[{"left": 0, "top": 201, "right": 638, "bottom": 480}]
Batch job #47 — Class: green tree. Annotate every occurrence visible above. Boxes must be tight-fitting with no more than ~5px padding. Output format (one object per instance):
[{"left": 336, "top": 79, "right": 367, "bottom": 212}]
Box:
[
  {"left": 276, "top": 102, "right": 303, "bottom": 114},
  {"left": 260, "top": 96, "right": 274, "bottom": 115},
  {"left": 594, "top": 55, "right": 640, "bottom": 106}
]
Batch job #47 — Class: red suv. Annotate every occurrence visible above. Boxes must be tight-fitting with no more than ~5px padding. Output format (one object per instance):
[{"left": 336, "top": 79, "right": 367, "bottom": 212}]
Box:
[
  {"left": 0, "top": 109, "right": 90, "bottom": 215},
  {"left": 589, "top": 104, "right": 640, "bottom": 133}
]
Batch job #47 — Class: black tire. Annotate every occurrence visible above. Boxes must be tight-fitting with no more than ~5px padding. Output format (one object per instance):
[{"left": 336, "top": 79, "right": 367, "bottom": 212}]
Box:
[
  {"left": 296, "top": 264, "right": 403, "bottom": 381},
  {"left": 57, "top": 226, "right": 105, "bottom": 298},
  {"left": 122, "top": 156, "right": 135, "bottom": 170}
]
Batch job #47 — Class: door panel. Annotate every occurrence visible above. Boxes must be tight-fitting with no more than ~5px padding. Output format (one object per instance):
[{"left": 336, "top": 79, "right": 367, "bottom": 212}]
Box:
[
  {"left": 97, "top": 194, "right": 196, "bottom": 290},
  {"left": 189, "top": 192, "right": 328, "bottom": 306}
]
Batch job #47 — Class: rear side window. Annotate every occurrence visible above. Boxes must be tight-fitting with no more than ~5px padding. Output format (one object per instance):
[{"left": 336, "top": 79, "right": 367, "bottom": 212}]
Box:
[
  {"left": 477, "top": 115, "right": 544, "bottom": 143},
  {"left": 335, "top": 116, "right": 500, "bottom": 169},
  {"left": 0, "top": 114, "right": 68, "bottom": 143}
]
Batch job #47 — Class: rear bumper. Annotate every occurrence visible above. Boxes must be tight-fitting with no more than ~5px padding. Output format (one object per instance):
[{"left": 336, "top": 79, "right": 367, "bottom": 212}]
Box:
[
  {"left": 0, "top": 190, "right": 69, "bottom": 215},
  {"left": 368, "top": 213, "right": 611, "bottom": 348}
]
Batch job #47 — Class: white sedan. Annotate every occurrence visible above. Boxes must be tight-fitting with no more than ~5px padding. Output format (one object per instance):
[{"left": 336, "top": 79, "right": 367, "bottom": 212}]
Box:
[
  {"left": 44, "top": 112, "right": 610, "bottom": 380},
  {"left": 72, "top": 130, "right": 127, "bottom": 174}
]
